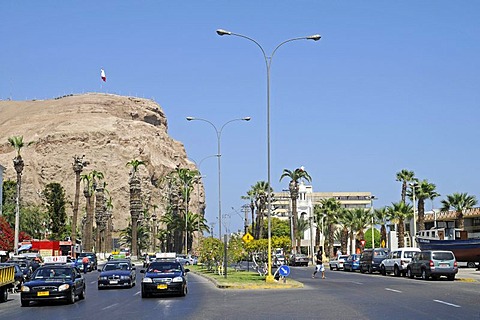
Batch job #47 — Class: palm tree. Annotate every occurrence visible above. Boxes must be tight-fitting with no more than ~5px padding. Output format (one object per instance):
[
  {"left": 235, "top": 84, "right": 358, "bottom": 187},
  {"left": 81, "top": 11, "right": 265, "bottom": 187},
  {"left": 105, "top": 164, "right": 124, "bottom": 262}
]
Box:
[
  {"left": 72, "top": 155, "right": 88, "bottom": 257},
  {"left": 245, "top": 181, "right": 271, "bottom": 240},
  {"left": 176, "top": 167, "right": 200, "bottom": 253},
  {"left": 351, "top": 208, "right": 371, "bottom": 253},
  {"left": 280, "top": 167, "right": 312, "bottom": 253},
  {"left": 387, "top": 202, "right": 413, "bottom": 248},
  {"left": 81, "top": 170, "right": 104, "bottom": 252},
  {"left": 337, "top": 208, "right": 355, "bottom": 254},
  {"left": 241, "top": 191, "right": 256, "bottom": 235},
  {"left": 296, "top": 216, "right": 310, "bottom": 248},
  {"left": 408, "top": 179, "right": 440, "bottom": 231},
  {"left": 396, "top": 170, "right": 415, "bottom": 204},
  {"left": 441, "top": 192, "right": 478, "bottom": 230},
  {"left": 319, "top": 198, "right": 341, "bottom": 258},
  {"left": 374, "top": 206, "right": 390, "bottom": 248},
  {"left": 126, "top": 159, "right": 145, "bottom": 258},
  {"left": 8, "top": 135, "right": 30, "bottom": 254}
]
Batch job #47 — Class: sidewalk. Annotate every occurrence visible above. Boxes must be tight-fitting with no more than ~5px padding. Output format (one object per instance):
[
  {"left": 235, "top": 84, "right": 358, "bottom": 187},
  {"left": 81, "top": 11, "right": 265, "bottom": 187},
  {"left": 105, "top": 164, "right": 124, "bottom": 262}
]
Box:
[{"left": 457, "top": 267, "right": 480, "bottom": 282}]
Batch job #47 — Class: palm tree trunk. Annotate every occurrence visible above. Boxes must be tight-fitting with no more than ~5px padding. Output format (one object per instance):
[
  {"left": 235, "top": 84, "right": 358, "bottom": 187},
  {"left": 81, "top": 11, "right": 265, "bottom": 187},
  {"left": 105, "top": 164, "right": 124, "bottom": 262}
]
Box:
[
  {"left": 328, "top": 223, "right": 335, "bottom": 258},
  {"left": 456, "top": 210, "right": 465, "bottom": 229},
  {"left": 84, "top": 195, "right": 94, "bottom": 252},
  {"left": 398, "top": 219, "right": 405, "bottom": 248},
  {"left": 380, "top": 224, "right": 387, "bottom": 248},
  {"left": 417, "top": 198, "right": 425, "bottom": 231},
  {"left": 292, "top": 198, "right": 298, "bottom": 253},
  {"left": 72, "top": 171, "right": 81, "bottom": 256},
  {"left": 129, "top": 176, "right": 142, "bottom": 257}
]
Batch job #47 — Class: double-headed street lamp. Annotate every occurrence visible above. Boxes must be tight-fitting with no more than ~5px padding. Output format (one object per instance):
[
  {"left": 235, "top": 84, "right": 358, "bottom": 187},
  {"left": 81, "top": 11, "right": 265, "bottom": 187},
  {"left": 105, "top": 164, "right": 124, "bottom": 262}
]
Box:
[
  {"left": 216, "top": 28, "right": 321, "bottom": 281},
  {"left": 186, "top": 116, "right": 251, "bottom": 240}
]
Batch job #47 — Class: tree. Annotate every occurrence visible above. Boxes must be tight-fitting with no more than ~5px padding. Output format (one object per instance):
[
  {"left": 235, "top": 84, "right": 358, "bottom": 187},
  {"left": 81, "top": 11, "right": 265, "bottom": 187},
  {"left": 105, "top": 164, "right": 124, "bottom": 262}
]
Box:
[
  {"left": 8, "top": 135, "right": 31, "bottom": 254},
  {"left": 387, "top": 202, "right": 413, "bottom": 248},
  {"left": 441, "top": 192, "right": 478, "bottom": 230},
  {"left": 337, "top": 208, "right": 355, "bottom": 254},
  {"left": 408, "top": 179, "right": 440, "bottom": 231},
  {"left": 119, "top": 223, "right": 149, "bottom": 255},
  {"left": 374, "top": 206, "right": 390, "bottom": 248},
  {"left": 81, "top": 170, "right": 104, "bottom": 252},
  {"left": 351, "top": 208, "right": 371, "bottom": 253},
  {"left": 44, "top": 182, "right": 68, "bottom": 240},
  {"left": 319, "top": 198, "right": 341, "bottom": 258},
  {"left": 72, "top": 155, "right": 88, "bottom": 255},
  {"left": 0, "top": 216, "right": 14, "bottom": 251},
  {"left": 280, "top": 167, "right": 312, "bottom": 253},
  {"left": 126, "top": 159, "right": 145, "bottom": 257},
  {"left": 396, "top": 169, "right": 415, "bottom": 204},
  {"left": 245, "top": 181, "right": 271, "bottom": 240},
  {"left": 1, "top": 180, "right": 16, "bottom": 226}
]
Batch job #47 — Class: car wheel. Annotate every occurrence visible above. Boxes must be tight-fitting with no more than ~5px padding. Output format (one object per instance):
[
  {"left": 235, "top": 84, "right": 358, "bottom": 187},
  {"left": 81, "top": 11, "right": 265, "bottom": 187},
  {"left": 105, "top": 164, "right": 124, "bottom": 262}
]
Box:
[
  {"left": 180, "top": 285, "right": 187, "bottom": 297},
  {"left": 0, "top": 287, "right": 8, "bottom": 302},
  {"left": 21, "top": 299, "right": 29, "bottom": 307},
  {"left": 360, "top": 266, "right": 365, "bottom": 274},
  {"left": 407, "top": 268, "right": 414, "bottom": 279},
  {"left": 141, "top": 290, "right": 149, "bottom": 298},
  {"left": 79, "top": 286, "right": 86, "bottom": 300},
  {"left": 421, "top": 269, "right": 429, "bottom": 280},
  {"left": 380, "top": 265, "right": 386, "bottom": 276},
  {"left": 447, "top": 275, "right": 455, "bottom": 281},
  {"left": 367, "top": 266, "right": 373, "bottom": 274},
  {"left": 67, "top": 289, "right": 76, "bottom": 304},
  {"left": 393, "top": 266, "right": 400, "bottom": 277}
]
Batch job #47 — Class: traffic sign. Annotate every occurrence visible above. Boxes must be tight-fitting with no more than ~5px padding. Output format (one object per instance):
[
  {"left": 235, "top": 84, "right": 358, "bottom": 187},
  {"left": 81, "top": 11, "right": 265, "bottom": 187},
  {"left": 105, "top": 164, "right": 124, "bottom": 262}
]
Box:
[
  {"left": 242, "top": 232, "right": 254, "bottom": 243},
  {"left": 278, "top": 265, "right": 290, "bottom": 277}
]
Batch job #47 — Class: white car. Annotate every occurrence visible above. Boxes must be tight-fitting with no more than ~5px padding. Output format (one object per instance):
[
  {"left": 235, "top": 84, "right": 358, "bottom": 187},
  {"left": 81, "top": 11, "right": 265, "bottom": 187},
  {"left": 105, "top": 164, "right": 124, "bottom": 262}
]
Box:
[
  {"left": 380, "top": 247, "right": 420, "bottom": 277},
  {"left": 329, "top": 255, "right": 349, "bottom": 270}
]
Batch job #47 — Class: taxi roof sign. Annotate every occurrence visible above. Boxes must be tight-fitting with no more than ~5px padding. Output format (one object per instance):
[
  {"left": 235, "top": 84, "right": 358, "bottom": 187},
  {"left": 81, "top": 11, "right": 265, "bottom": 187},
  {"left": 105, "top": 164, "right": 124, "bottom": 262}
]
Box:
[{"left": 43, "top": 256, "right": 67, "bottom": 264}]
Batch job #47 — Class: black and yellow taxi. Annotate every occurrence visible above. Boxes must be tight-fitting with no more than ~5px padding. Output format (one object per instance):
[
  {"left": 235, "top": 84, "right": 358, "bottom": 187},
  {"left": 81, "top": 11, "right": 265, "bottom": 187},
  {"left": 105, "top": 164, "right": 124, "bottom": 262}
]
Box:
[
  {"left": 140, "top": 260, "right": 189, "bottom": 298},
  {"left": 20, "top": 264, "right": 85, "bottom": 307},
  {"left": 97, "top": 259, "right": 136, "bottom": 289}
]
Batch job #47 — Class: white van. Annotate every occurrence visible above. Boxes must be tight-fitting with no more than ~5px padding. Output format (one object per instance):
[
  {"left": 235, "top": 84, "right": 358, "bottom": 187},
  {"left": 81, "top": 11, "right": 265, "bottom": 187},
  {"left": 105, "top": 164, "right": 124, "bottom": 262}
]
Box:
[{"left": 380, "top": 247, "right": 420, "bottom": 277}]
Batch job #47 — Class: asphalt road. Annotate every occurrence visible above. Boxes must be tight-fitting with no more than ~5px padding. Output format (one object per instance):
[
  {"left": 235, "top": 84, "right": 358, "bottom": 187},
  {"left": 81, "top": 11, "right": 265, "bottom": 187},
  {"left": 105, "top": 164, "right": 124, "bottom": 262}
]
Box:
[{"left": 0, "top": 266, "right": 479, "bottom": 320}]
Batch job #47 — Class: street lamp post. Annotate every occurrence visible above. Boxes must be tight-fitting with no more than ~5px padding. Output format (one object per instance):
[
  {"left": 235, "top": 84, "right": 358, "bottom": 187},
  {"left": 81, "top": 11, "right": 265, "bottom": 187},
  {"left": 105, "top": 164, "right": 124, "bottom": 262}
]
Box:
[
  {"left": 368, "top": 195, "right": 377, "bottom": 248},
  {"left": 410, "top": 183, "right": 418, "bottom": 247},
  {"left": 217, "top": 28, "right": 321, "bottom": 281},
  {"left": 186, "top": 116, "right": 251, "bottom": 240},
  {"left": 151, "top": 213, "right": 157, "bottom": 252}
]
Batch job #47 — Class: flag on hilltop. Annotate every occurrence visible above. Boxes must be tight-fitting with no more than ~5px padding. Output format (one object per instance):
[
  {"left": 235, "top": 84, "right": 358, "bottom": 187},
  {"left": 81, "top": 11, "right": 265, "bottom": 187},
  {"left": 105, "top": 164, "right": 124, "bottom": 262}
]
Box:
[{"left": 100, "top": 69, "right": 106, "bottom": 82}]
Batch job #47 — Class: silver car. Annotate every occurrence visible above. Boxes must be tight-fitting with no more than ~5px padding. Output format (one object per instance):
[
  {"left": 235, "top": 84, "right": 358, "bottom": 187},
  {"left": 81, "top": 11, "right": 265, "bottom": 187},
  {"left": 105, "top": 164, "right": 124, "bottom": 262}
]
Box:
[{"left": 406, "top": 250, "right": 458, "bottom": 281}]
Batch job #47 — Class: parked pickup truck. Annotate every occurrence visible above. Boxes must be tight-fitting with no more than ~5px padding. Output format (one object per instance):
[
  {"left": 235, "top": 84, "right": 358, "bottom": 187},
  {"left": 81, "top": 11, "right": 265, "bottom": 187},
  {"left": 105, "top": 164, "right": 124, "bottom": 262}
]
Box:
[
  {"left": 0, "top": 265, "right": 15, "bottom": 302},
  {"left": 329, "top": 255, "right": 349, "bottom": 270}
]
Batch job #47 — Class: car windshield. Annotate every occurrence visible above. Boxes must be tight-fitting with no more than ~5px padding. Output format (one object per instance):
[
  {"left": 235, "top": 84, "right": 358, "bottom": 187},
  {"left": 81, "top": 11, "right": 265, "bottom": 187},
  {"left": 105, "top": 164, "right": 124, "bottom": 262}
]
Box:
[
  {"left": 103, "top": 262, "right": 130, "bottom": 271},
  {"left": 374, "top": 250, "right": 388, "bottom": 257},
  {"left": 147, "top": 263, "right": 181, "bottom": 273},
  {"left": 432, "top": 252, "right": 454, "bottom": 260},
  {"left": 33, "top": 268, "right": 72, "bottom": 279}
]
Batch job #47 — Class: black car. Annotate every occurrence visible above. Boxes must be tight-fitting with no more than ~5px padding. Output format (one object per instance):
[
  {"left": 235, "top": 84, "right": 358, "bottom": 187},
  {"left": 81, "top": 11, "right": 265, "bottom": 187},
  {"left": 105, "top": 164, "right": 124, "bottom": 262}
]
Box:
[
  {"left": 140, "top": 261, "right": 189, "bottom": 298},
  {"left": 77, "top": 252, "right": 97, "bottom": 270},
  {"left": 359, "top": 248, "right": 389, "bottom": 274},
  {"left": 98, "top": 259, "right": 136, "bottom": 289},
  {"left": 20, "top": 265, "right": 85, "bottom": 307},
  {"left": 7, "top": 259, "right": 33, "bottom": 278}
]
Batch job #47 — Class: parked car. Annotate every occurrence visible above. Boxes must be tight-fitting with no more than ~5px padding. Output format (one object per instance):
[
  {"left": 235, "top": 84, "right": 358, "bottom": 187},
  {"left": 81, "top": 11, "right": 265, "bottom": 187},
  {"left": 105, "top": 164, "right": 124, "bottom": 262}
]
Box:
[
  {"left": 406, "top": 250, "right": 458, "bottom": 281},
  {"left": 185, "top": 254, "right": 198, "bottom": 265},
  {"left": 329, "top": 255, "right": 349, "bottom": 270},
  {"left": 140, "top": 260, "right": 189, "bottom": 297},
  {"left": 289, "top": 254, "right": 309, "bottom": 267},
  {"left": 20, "top": 265, "right": 85, "bottom": 307},
  {"left": 380, "top": 247, "right": 420, "bottom": 277},
  {"left": 343, "top": 254, "right": 361, "bottom": 272},
  {"left": 359, "top": 248, "right": 389, "bottom": 274},
  {"left": 97, "top": 259, "right": 136, "bottom": 289}
]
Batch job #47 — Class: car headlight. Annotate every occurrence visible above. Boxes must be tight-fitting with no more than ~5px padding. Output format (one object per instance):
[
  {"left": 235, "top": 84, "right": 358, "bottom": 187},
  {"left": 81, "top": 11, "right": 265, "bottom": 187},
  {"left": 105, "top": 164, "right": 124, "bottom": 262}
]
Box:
[
  {"left": 99, "top": 276, "right": 108, "bottom": 280},
  {"left": 142, "top": 277, "right": 153, "bottom": 283},
  {"left": 21, "top": 286, "right": 30, "bottom": 292},
  {"left": 120, "top": 275, "right": 130, "bottom": 280},
  {"left": 172, "top": 276, "right": 184, "bottom": 283},
  {"left": 58, "top": 284, "right": 70, "bottom": 291}
]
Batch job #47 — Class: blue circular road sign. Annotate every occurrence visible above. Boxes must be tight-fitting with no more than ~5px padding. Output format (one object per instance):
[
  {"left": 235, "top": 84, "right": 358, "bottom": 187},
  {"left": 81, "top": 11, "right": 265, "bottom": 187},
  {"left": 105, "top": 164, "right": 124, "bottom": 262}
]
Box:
[{"left": 278, "top": 265, "right": 290, "bottom": 277}]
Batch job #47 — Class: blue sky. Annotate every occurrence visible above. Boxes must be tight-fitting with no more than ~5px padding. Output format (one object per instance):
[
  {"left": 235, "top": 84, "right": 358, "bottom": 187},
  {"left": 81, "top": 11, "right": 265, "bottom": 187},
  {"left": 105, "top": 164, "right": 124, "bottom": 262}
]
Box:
[{"left": 2, "top": 1, "right": 479, "bottom": 235}]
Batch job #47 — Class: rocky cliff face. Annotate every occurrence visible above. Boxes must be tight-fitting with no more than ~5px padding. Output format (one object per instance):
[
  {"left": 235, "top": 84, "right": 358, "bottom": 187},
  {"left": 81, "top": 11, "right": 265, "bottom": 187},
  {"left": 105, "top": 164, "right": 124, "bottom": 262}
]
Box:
[{"left": 0, "top": 93, "right": 202, "bottom": 232}]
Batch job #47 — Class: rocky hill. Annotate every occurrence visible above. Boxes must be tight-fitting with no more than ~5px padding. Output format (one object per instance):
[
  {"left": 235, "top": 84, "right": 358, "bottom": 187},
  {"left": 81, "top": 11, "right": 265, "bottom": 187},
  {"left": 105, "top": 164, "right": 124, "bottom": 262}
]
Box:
[{"left": 0, "top": 93, "right": 202, "bottom": 232}]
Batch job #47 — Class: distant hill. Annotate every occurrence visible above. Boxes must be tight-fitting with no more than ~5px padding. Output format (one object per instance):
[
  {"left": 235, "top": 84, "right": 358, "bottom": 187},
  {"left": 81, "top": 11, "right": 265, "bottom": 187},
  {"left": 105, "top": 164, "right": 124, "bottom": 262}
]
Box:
[{"left": 0, "top": 93, "right": 202, "bottom": 231}]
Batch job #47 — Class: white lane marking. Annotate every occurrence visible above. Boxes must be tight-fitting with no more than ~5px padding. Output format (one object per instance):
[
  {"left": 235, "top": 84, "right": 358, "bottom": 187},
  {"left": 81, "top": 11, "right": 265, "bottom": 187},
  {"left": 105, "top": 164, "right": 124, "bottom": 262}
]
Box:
[
  {"left": 90, "top": 281, "right": 96, "bottom": 285},
  {"left": 433, "top": 300, "right": 461, "bottom": 308},
  {"left": 102, "top": 303, "right": 119, "bottom": 310},
  {"left": 350, "top": 281, "right": 363, "bottom": 285},
  {"left": 385, "top": 288, "right": 402, "bottom": 293},
  {"left": 134, "top": 291, "right": 141, "bottom": 296}
]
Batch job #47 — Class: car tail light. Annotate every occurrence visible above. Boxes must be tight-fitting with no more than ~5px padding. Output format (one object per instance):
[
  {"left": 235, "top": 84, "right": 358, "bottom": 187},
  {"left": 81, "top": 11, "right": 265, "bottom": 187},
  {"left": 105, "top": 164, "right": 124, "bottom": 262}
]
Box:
[
  {"left": 454, "top": 260, "right": 457, "bottom": 267},
  {"left": 429, "top": 260, "right": 434, "bottom": 267}
]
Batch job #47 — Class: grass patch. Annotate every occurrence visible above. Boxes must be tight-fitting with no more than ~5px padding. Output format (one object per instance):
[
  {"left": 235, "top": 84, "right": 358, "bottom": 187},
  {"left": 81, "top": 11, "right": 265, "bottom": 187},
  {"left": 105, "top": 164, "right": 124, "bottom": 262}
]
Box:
[{"left": 188, "top": 265, "right": 303, "bottom": 289}]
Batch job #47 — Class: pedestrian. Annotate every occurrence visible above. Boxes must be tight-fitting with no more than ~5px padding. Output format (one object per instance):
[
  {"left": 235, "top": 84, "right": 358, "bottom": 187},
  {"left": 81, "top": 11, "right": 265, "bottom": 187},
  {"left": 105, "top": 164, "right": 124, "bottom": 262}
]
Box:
[
  {"left": 312, "top": 261, "right": 325, "bottom": 279},
  {"left": 82, "top": 256, "right": 89, "bottom": 274}
]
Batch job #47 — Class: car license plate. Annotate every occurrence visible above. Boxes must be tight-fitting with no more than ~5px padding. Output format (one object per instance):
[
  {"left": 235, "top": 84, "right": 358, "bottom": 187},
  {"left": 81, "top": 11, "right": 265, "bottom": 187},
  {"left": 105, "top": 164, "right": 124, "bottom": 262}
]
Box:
[
  {"left": 439, "top": 263, "right": 449, "bottom": 268},
  {"left": 37, "top": 291, "right": 49, "bottom": 296},
  {"left": 109, "top": 280, "right": 118, "bottom": 284},
  {"left": 157, "top": 284, "right": 167, "bottom": 289}
]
